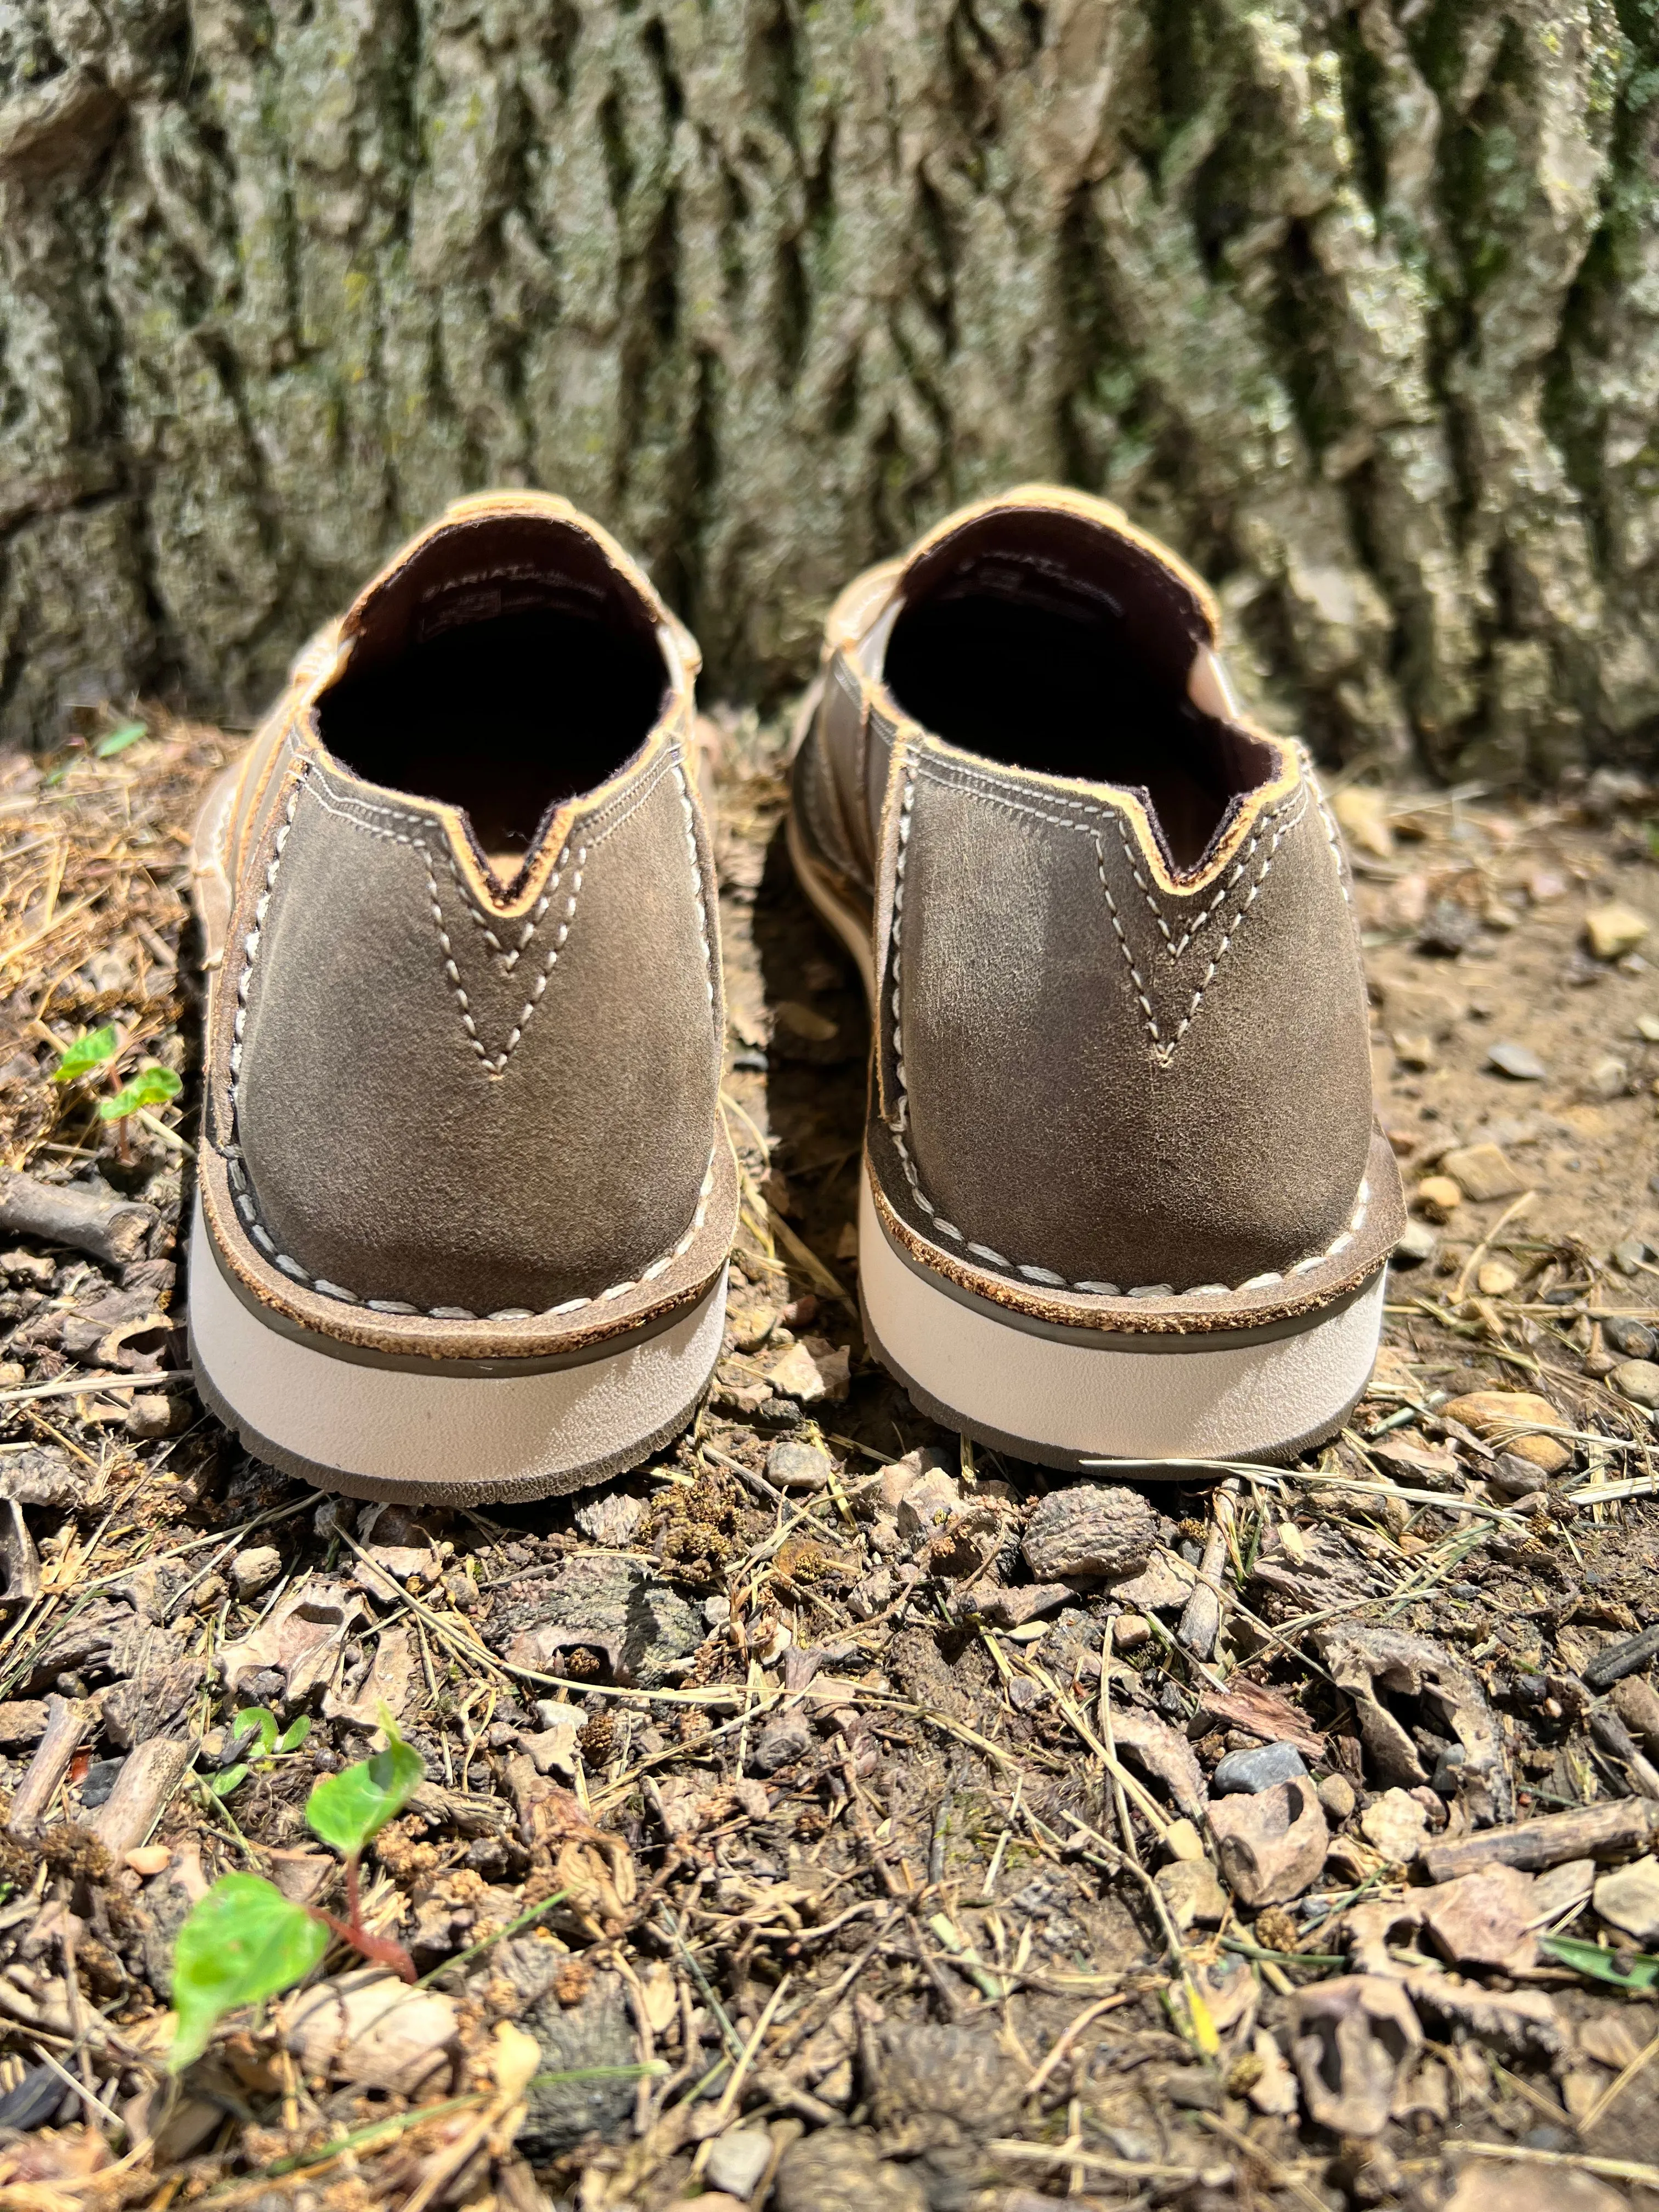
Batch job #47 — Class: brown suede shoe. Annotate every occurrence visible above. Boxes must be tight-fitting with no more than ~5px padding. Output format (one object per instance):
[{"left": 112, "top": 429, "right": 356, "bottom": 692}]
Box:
[
  {"left": 789, "top": 486, "right": 1404, "bottom": 1470},
  {"left": 189, "top": 492, "right": 737, "bottom": 1503}
]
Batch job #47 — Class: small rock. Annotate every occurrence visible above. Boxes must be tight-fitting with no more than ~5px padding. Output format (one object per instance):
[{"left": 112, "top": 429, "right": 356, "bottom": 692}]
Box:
[
  {"left": 80, "top": 1757, "right": 123, "bottom": 1808},
  {"left": 1207, "top": 1777, "right": 1329, "bottom": 1906},
  {"left": 1418, "top": 898, "right": 1480, "bottom": 955},
  {"left": 749, "top": 1714, "right": 813, "bottom": 1775},
  {"left": 775, "top": 2130, "right": 928, "bottom": 2212},
  {"left": 1585, "top": 901, "right": 1650, "bottom": 961},
  {"left": 521, "top": 1704, "right": 582, "bottom": 1778},
  {"left": 1293, "top": 1977, "right": 1421, "bottom": 2138},
  {"left": 1418, "top": 1863, "right": 1537, "bottom": 1971},
  {"left": 1587, "top": 1054, "right": 1629, "bottom": 1100},
  {"left": 1392, "top": 1219, "right": 1438, "bottom": 1266},
  {"left": 1440, "top": 1142, "right": 1527, "bottom": 1202},
  {"left": 895, "top": 1465, "right": 962, "bottom": 1541},
  {"left": 703, "top": 1594, "right": 731, "bottom": 1626},
  {"left": 1440, "top": 1388, "right": 1570, "bottom": 1473},
  {"left": 1318, "top": 1774, "right": 1357, "bottom": 1823},
  {"left": 1487, "top": 1041, "right": 1548, "bottom": 1081},
  {"left": 1613, "top": 1236, "right": 1651, "bottom": 1276},
  {"left": 973, "top": 1581, "right": 1073, "bottom": 1628},
  {"left": 125, "top": 1394, "right": 178, "bottom": 1440},
  {"left": 574, "top": 1491, "right": 647, "bottom": 1547},
  {"left": 230, "top": 1545, "right": 283, "bottom": 1599},
  {"left": 766, "top": 1440, "right": 832, "bottom": 1492},
  {"left": 1477, "top": 1260, "right": 1519, "bottom": 1296},
  {"left": 1022, "top": 1484, "right": 1156, "bottom": 1580},
  {"left": 125, "top": 1844, "right": 170, "bottom": 1876},
  {"left": 1605, "top": 1316, "right": 1657, "bottom": 1358},
  {"left": 1163, "top": 1818, "right": 1206, "bottom": 1863},
  {"left": 1359, "top": 1786, "right": 1430, "bottom": 1865},
  {"left": 1612, "top": 1674, "right": 1659, "bottom": 1757},
  {"left": 706, "top": 2129, "right": 774, "bottom": 2199},
  {"left": 1212, "top": 1741, "right": 1308, "bottom": 1795},
  {"left": 1155, "top": 1857, "right": 1228, "bottom": 1931},
  {"left": 1446, "top": 2164, "right": 1627, "bottom": 2212},
  {"left": 1593, "top": 1853, "right": 1659, "bottom": 1945},
  {"left": 767, "top": 1340, "right": 828, "bottom": 1402},
  {"left": 845, "top": 1566, "right": 894, "bottom": 1620},
  {"left": 1113, "top": 1611, "right": 1151, "bottom": 1651},
  {"left": 1393, "top": 1032, "right": 1436, "bottom": 1070},
  {"left": 1614, "top": 1359, "right": 1659, "bottom": 1408},
  {"left": 1488, "top": 1454, "right": 1548, "bottom": 1498},
  {"left": 809, "top": 1342, "right": 851, "bottom": 1400},
  {"left": 1415, "top": 1175, "right": 1463, "bottom": 1221}
]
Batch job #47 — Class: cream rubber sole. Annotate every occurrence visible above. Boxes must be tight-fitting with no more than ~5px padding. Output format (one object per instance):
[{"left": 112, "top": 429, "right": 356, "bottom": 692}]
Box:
[
  {"left": 857, "top": 1179, "right": 1384, "bottom": 1469},
  {"left": 189, "top": 1195, "right": 727, "bottom": 1504}
]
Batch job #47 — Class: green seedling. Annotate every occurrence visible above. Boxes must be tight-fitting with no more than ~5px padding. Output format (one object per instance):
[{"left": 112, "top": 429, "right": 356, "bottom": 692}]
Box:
[
  {"left": 207, "top": 1706, "right": 313, "bottom": 1799},
  {"left": 170, "top": 1711, "right": 424, "bottom": 2069},
  {"left": 1541, "top": 1932, "right": 1659, "bottom": 1991},
  {"left": 95, "top": 720, "right": 148, "bottom": 759},
  {"left": 99, "top": 1064, "right": 182, "bottom": 1121},
  {"left": 53, "top": 1025, "right": 118, "bottom": 1084},
  {"left": 169, "top": 1873, "right": 329, "bottom": 2071}
]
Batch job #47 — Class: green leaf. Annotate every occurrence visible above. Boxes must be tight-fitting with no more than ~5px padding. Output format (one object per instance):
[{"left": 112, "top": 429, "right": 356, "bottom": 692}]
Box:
[
  {"left": 208, "top": 1764, "right": 250, "bottom": 1798},
  {"left": 99, "top": 1064, "right": 183, "bottom": 1121},
  {"left": 168, "top": 1872, "right": 327, "bottom": 2070},
  {"left": 95, "top": 721, "right": 148, "bottom": 758},
  {"left": 278, "top": 1716, "right": 312, "bottom": 1755},
  {"left": 54, "top": 1026, "right": 119, "bottom": 1084},
  {"left": 1540, "top": 1933, "right": 1659, "bottom": 1990},
  {"left": 306, "top": 1716, "right": 423, "bottom": 1857},
  {"left": 234, "top": 1707, "right": 280, "bottom": 1757}
]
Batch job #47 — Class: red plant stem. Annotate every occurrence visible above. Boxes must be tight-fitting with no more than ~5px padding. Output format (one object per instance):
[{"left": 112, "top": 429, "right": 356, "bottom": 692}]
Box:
[{"left": 306, "top": 1852, "right": 417, "bottom": 1984}]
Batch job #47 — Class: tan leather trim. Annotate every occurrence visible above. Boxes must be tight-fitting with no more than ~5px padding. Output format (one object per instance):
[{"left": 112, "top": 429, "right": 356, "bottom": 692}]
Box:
[
  {"left": 836, "top": 483, "right": 1300, "bottom": 896},
  {"left": 198, "top": 1119, "right": 740, "bottom": 1363},
  {"left": 865, "top": 1123, "right": 1404, "bottom": 1338}
]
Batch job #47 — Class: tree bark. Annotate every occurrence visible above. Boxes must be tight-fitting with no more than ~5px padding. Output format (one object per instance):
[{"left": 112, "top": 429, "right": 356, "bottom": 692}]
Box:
[{"left": 0, "top": 0, "right": 1654, "bottom": 779}]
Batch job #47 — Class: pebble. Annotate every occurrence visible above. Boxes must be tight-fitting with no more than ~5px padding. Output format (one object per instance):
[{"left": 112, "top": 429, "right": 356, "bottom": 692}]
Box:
[
  {"left": 1113, "top": 1612, "right": 1151, "bottom": 1651},
  {"left": 1489, "top": 1454, "right": 1548, "bottom": 1498},
  {"left": 706, "top": 2130, "right": 774, "bottom": 2200},
  {"left": 1392, "top": 1220, "right": 1438, "bottom": 1265},
  {"left": 1605, "top": 1316, "right": 1657, "bottom": 1359},
  {"left": 767, "top": 1340, "right": 828, "bottom": 1403},
  {"left": 1588, "top": 1054, "right": 1629, "bottom": 1099},
  {"left": 1613, "top": 1237, "right": 1651, "bottom": 1276},
  {"left": 1593, "top": 1854, "right": 1659, "bottom": 1946},
  {"left": 574, "top": 1490, "right": 647, "bottom": 1545},
  {"left": 1418, "top": 898, "right": 1480, "bottom": 955},
  {"left": 766, "top": 1439, "right": 832, "bottom": 1492},
  {"left": 1415, "top": 1175, "right": 1462, "bottom": 1221},
  {"left": 1441, "top": 1142, "right": 1526, "bottom": 1201},
  {"left": 1477, "top": 1259, "right": 1519, "bottom": 1296},
  {"left": 1612, "top": 1359, "right": 1659, "bottom": 1408},
  {"left": 79, "top": 1757, "right": 123, "bottom": 1808},
  {"left": 125, "top": 1394, "right": 177, "bottom": 1440},
  {"left": 1162, "top": 1818, "right": 1205, "bottom": 1863},
  {"left": 896, "top": 1466, "right": 962, "bottom": 1541},
  {"left": 1212, "top": 1741, "right": 1308, "bottom": 1796},
  {"left": 0, "top": 1361, "right": 22, "bottom": 1391},
  {"left": 231, "top": 1545, "right": 284, "bottom": 1599},
  {"left": 1154, "top": 1857, "right": 1227, "bottom": 1931},
  {"left": 1638, "top": 1014, "right": 1659, "bottom": 1043},
  {"left": 1318, "top": 1774, "right": 1357, "bottom": 1822},
  {"left": 1584, "top": 901, "right": 1650, "bottom": 961},
  {"left": 1359, "top": 1786, "right": 1430, "bottom": 1864},
  {"left": 1487, "top": 1041, "right": 1548, "bottom": 1081}
]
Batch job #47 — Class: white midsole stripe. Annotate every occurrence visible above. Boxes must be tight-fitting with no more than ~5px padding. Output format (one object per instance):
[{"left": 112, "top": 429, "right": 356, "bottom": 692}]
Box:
[
  {"left": 859, "top": 1177, "right": 1384, "bottom": 1459},
  {"left": 189, "top": 1196, "right": 726, "bottom": 1487}
]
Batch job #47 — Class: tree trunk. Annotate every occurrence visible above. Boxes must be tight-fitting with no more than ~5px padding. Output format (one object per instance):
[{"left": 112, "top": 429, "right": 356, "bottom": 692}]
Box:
[{"left": 0, "top": 0, "right": 1654, "bottom": 779}]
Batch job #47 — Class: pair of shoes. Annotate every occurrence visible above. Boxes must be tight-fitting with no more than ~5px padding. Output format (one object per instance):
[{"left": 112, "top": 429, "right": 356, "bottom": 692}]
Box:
[{"left": 189, "top": 487, "right": 1403, "bottom": 1504}]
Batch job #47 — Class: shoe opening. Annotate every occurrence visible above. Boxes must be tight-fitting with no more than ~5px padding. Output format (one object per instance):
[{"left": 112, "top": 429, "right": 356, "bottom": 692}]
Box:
[
  {"left": 884, "top": 504, "right": 1277, "bottom": 872},
  {"left": 317, "top": 509, "right": 669, "bottom": 891}
]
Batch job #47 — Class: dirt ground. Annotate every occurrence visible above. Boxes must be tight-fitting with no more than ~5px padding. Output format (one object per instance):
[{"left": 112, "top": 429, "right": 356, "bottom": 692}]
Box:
[{"left": 2, "top": 716, "right": 1659, "bottom": 2212}]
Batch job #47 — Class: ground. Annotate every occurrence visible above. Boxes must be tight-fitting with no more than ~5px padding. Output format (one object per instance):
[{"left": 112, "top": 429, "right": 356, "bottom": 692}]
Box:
[{"left": 1, "top": 718, "right": 1658, "bottom": 2212}]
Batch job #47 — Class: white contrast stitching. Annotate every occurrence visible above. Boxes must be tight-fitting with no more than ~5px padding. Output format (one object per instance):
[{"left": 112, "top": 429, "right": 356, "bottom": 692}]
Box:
[
  {"left": 224, "top": 755, "right": 722, "bottom": 1318},
  {"left": 884, "top": 758, "right": 1367, "bottom": 1296}
]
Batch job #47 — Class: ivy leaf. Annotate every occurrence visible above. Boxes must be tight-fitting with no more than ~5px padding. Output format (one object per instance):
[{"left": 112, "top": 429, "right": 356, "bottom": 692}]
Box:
[
  {"left": 54, "top": 1026, "right": 119, "bottom": 1084},
  {"left": 99, "top": 1065, "right": 183, "bottom": 1121},
  {"left": 306, "top": 1715, "right": 423, "bottom": 1857},
  {"left": 278, "top": 1715, "right": 312, "bottom": 1754},
  {"left": 95, "top": 721, "right": 148, "bottom": 758},
  {"left": 1540, "top": 1933, "right": 1659, "bottom": 1991},
  {"left": 208, "top": 1764, "right": 250, "bottom": 1798},
  {"left": 169, "top": 1873, "right": 327, "bottom": 2070}
]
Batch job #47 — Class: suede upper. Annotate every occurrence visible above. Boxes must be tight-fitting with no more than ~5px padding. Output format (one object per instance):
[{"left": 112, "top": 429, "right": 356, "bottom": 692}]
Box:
[
  {"left": 792, "top": 485, "right": 1404, "bottom": 1321},
  {"left": 196, "top": 493, "right": 735, "bottom": 1343}
]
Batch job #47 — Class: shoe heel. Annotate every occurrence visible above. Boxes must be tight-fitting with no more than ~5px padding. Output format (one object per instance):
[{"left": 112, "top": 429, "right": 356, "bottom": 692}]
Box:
[
  {"left": 857, "top": 1174, "right": 1384, "bottom": 1471},
  {"left": 188, "top": 1197, "right": 726, "bottom": 1503}
]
